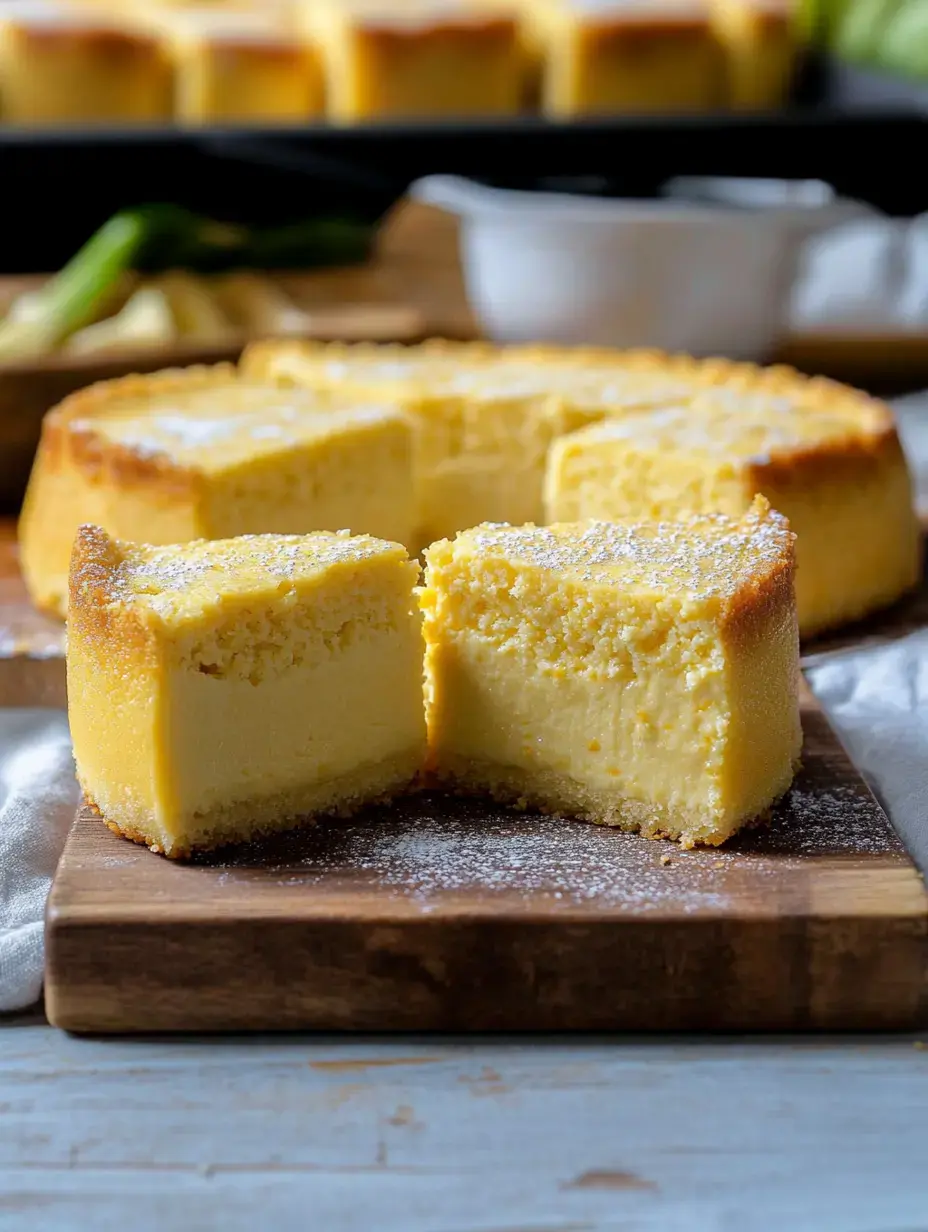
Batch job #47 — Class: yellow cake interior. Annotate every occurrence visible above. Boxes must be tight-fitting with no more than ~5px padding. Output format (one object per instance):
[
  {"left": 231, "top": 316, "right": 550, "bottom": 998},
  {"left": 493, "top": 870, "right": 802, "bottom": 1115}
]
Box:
[
  {"left": 420, "top": 496, "right": 801, "bottom": 848},
  {"left": 68, "top": 524, "right": 427, "bottom": 857}
]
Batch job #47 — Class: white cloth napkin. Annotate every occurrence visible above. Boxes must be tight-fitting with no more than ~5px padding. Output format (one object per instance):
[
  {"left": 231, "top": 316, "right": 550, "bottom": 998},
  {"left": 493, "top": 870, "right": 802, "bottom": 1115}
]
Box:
[
  {"left": 791, "top": 213, "right": 928, "bottom": 333},
  {"left": 805, "top": 634, "right": 928, "bottom": 877},
  {"left": 0, "top": 710, "right": 79, "bottom": 1012}
]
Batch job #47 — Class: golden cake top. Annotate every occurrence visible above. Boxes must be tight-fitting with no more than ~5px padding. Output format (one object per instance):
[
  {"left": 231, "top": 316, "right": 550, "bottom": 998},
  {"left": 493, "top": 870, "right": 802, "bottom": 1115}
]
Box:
[
  {"left": 427, "top": 361, "right": 699, "bottom": 408},
  {"left": 56, "top": 368, "right": 404, "bottom": 474},
  {"left": 0, "top": 1, "right": 159, "bottom": 43},
  {"left": 443, "top": 495, "right": 792, "bottom": 601},
  {"left": 563, "top": 391, "right": 889, "bottom": 464},
  {"left": 71, "top": 524, "right": 410, "bottom": 626},
  {"left": 243, "top": 340, "right": 890, "bottom": 428},
  {"left": 554, "top": 0, "right": 710, "bottom": 16},
  {"left": 243, "top": 339, "right": 700, "bottom": 407},
  {"left": 145, "top": 6, "right": 301, "bottom": 48},
  {"left": 539, "top": 0, "right": 714, "bottom": 32},
  {"left": 242, "top": 339, "right": 498, "bottom": 391},
  {"left": 308, "top": 0, "right": 517, "bottom": 33}
]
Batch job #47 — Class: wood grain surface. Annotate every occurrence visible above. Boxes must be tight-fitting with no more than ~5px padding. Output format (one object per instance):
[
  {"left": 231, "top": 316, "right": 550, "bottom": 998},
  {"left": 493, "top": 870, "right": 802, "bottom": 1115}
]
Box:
[
  {"left": 3, "top": 1020, "right": 928, "bottom": 1232},
  {"left": 44, "top": 690, "right": 928, "bottom": 1035}
]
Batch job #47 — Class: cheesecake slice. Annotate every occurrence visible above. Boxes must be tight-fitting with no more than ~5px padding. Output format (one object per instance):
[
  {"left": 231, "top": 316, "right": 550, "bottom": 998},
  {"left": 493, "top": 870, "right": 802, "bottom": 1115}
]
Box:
[
  {"left": 544, "top": 389, "right": 920, "bottom": 637},
  {"left": 420, "top": 497, "right": 801, "bottom": 848},
  {"left": 304, "top": 0, "right": 522, "bottom": 123},
  {"left": 19, "top": 366, "right": 415, "bottom": 618},
  {"left": 534, "top": 0, "right": 724, "bottom": 117},
  {"left": 68, "top": 525, "right": 426, "bottom": 858},
  {"left": 148, "top": 5, "right": 324, "bottom": 123},
  {"left": 0, "top": 2, "right": 171, "bottom": 124}
]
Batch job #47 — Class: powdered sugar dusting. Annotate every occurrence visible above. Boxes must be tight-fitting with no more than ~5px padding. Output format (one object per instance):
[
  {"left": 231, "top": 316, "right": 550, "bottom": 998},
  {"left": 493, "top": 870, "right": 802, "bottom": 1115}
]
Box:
[
  {"left": 200, "top": 772, "right": 902, "bottom": 912},
  {"left": 463, "top": 497, "right": 791, "bottom": 598}
]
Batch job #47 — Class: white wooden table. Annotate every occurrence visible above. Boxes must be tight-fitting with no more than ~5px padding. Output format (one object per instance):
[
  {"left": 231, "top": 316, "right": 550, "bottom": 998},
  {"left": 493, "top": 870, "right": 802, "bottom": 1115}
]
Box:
[{"left": 3, "top": 1011, "right": 928, "bottom": 1231}]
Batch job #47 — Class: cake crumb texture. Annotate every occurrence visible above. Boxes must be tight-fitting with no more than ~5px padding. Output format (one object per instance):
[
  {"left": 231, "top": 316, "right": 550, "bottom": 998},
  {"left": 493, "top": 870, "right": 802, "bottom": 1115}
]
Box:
[
  {"left": 420, "top": 496, "right": 802, "bottom": 848},
  {"left": 67, "top": 524, "right": 427, "bottom": 858}
]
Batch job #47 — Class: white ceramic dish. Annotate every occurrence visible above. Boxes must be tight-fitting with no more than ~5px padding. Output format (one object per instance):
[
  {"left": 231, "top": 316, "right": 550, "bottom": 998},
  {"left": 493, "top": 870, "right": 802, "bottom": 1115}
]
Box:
[{"left": 409, "top": 175, "right": 871, "bottom": 360}]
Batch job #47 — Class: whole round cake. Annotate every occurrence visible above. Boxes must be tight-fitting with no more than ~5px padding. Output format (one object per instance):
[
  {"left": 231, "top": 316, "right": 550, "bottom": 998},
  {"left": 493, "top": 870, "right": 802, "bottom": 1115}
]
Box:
[{"left": 20, "top": 340, "right": 920, "bottom": 638}]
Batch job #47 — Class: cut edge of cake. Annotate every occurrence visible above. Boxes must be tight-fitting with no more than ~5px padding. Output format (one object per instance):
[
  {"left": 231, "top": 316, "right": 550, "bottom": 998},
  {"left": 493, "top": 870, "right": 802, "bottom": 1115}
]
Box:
[
  {"left": 67, "top": 523, "right": 428, "bottom": 859},
  {"left": 419, "top": 496, "right": 802, "bottom": 849}
]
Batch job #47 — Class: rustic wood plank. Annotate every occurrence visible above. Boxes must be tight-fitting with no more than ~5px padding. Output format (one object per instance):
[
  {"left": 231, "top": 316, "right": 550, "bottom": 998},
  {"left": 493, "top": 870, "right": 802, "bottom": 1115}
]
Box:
[
  {"left": 2, "top": 1023, "right": 928, "bottom": 1232},
  {"left": 44, "top": 689, "right": 928, "bottom": 1035}
]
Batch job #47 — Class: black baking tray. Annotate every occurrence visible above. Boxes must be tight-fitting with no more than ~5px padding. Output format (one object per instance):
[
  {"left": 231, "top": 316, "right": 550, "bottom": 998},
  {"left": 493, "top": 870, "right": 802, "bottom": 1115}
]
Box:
[{"left": 1, "top": 101, "right": 927, "bottom": 272}]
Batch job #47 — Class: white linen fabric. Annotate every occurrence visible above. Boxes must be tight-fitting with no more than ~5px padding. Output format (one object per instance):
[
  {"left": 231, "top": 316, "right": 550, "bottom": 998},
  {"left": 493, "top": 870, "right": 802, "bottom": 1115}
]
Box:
[{"left": 0, "top": 709, "right": 79, "bottom": 1012}]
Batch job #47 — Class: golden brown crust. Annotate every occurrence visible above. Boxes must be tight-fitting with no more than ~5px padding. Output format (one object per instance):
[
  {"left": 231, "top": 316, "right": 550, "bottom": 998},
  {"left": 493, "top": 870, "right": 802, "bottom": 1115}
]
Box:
[
  {"left": 40, "top": 364, "right": 240, "bottom": 492},
  {"left": 721, "top": 529, "right": 796, "bottom": 645},
  {"left": 747, "top": 418, "right": 905, "bottom": 490},
  {"left": 580, "top": 15, "right": 716, "bottom": 39},
  {"left": 68, "top": 524, "right": 157, "bottom": 659},
  {"left": 84, "top": 773, "right": 424, "bottom": 861},
  {"left": 3, "top": 19, "right": 161, "bottom": 55},
  {"left": 195, "top": 38, "right": 313, "bottom": 62}
]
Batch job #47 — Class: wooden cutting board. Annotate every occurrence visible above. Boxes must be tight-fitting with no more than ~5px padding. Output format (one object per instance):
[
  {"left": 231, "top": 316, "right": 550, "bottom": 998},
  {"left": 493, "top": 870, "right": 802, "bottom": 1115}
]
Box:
[
  {"left": 44, "top": 687, "right": 928, "bottom": 1034},
  {"left": 1, "top": 518, "right": 925, "bottom": 1033}
]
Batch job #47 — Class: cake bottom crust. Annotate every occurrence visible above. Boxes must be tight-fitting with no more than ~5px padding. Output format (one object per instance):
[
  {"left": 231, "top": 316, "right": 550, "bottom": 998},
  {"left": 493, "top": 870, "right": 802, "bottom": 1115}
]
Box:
[
  {"left": 429, "top": 753, "right": 799, "bottom": 849},
  {"left": 84, "top": 746, "right": 425, "bottom": 860}
]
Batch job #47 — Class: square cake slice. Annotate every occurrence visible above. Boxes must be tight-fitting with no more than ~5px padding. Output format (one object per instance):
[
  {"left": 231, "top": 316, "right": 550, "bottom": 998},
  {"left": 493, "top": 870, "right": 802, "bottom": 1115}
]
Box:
[
  {"left": 543, "top": 391, "right": 920, "bottom": 637},
  {"left": 304, "top": 0, "right": 522, "bottom": 122},
  {"left": 420, "top": 497, "right": 801, "bottom": 848},
  {"left": 68, "top": 525, "right": 427, "bottom": 858},
  {"left": 0, "top": 2, "right": 171, "bottom": 124},
  {"left": 19, "top": 366, "right": 416, "bottom": 618},
  {"left": 149, "top": 6, "right": 324, "bottom": 123},
  {"left": 536, "top": 0, "right": 723, "bottom": 117}
]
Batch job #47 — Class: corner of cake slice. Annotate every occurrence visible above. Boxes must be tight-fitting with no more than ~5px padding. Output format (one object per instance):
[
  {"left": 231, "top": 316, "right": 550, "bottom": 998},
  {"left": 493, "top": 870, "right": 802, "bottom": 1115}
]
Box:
[
  {"left": 19, "top": 366, "right": 416, "bottom": 620},
  {"left": 67, "top": 524, "right": 427, "bottom": 858},
  {"left": 419, "top": 495, "right": 801, "bottom": 848}
]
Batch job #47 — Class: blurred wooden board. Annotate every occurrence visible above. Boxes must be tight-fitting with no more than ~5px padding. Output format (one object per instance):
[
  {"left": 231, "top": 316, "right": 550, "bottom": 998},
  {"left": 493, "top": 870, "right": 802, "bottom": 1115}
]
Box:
[
  {"left": 0, "top": 521, "right": 65, "bottom": 707},
  {"left": 44, "top": 686, "right": 928, "bottom": 1034},
  {"left": 777, "top": 332, "right": 928, "bottom": 393}
]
